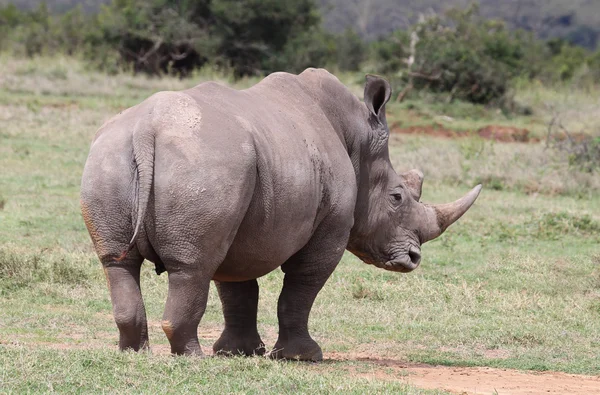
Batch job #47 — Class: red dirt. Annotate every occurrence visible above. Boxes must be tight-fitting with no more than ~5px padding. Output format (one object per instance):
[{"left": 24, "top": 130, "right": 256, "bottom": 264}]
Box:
[
  {"left": 476, "top": 125, "right": 535, "bottom": 143},
  {"left": 391, "top": 123, "right": 469, "bottom": 139},
  {"left": 391, "top": 122, "right": 596, "bottom": 146},
  {"left": 390, "top": 123, "right": 540, "bottom": 143},
  {"left": 326, "top": 353, "right": 600, "bottom": 395}
]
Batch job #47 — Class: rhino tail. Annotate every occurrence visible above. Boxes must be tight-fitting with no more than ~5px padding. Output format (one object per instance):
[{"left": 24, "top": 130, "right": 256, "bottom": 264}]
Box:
[{"left": 116, "top": 120, "right": 155, "bottom": 261}]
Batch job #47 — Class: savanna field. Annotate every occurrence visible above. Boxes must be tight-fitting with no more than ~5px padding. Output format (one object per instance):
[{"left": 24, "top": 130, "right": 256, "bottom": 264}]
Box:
[{"left": 1, "top": 56, "right": 599, "bottom": 393}]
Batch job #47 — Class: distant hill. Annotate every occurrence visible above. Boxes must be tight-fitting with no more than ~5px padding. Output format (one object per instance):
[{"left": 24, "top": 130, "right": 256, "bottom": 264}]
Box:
[
  {"left": 318, "top": 0, "right": 600, "bottom": 48},
  {"left": 3, "top": 0, "right": 600, "bottom": 48},
  {"left": 0, "top": 0, "right": 105, "bottom": 13}
]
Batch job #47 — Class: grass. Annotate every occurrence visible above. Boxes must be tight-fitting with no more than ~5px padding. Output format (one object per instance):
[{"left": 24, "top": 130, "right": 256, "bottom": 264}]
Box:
[
  {"left": 1, "top": 55, "right": 599, "bottom": 392},
  {"left": 0, "top": 348, "right": 431, "bottom": 393},
  {"left": 389, "top": 134, "right": 600, "bottom": 197}
]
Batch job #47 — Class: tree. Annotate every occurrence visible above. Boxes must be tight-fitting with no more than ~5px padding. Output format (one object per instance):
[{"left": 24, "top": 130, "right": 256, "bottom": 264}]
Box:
[
  {"left": 87, "top": 0, "right": 327, "bottom": 77},
  {"left": 372, "top": 4, "right": 544, "bottom": 105},
  {"left": 90, "top": 0, "right": 213, "bottom": 76},
  {"left": 210, "top": 0, "right": 324, "bottom": 76},
  {"left": 335, "top": 28, "right": 366, "bottom": 71}
]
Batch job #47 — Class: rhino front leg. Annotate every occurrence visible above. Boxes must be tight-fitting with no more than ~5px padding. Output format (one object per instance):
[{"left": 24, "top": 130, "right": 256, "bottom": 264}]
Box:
[
  {"left": 213, "top": 279, "right": 265, "bottom": 356},
  {"left": 104, "top": 259, "right": 149, "bottom": 351},
  {"left": 162, "top": 269, "right": 212, "bottom": 356},
  {"left": 271, "top": 274, "right": 327, "bottom": 361},
  {"left": 271, "top": 245, "right": 344, "bottom": 361}
]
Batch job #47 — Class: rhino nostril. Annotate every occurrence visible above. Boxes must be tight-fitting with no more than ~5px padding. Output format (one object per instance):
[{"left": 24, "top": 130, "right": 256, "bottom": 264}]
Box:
[{"left": 408, "top": 248, "right": 421, "bottom": 265}]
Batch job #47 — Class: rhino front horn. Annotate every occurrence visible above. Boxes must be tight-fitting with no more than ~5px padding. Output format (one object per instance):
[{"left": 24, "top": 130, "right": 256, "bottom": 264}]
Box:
[{"left": 421, "top": 184, "right": 482, "bottom": 242}]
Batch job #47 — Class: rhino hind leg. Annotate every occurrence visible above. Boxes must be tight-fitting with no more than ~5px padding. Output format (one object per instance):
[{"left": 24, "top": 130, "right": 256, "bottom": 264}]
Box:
[
  {"left": 161, "top": 267, "right": 213, "bottom": 356},
  {"left": 213, "top": 279, "right": 265, "bottom": 357},
  {"left": 104, "top": 256, "right": 149, "bottom": 352}
]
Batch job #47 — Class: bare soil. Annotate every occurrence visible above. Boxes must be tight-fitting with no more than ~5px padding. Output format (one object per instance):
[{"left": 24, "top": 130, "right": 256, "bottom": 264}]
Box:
[
  {"left": 390, "top": 123, "right": 595, "bottom": 146},
  {"left": 327, "top": 352, "right": 600, "bottom": 395},
  {"left": 390, "top": 123, "right": 538, "bottom": 143},
  {"left": 476, "top": 125, "right": 535, "bottom": 143}
]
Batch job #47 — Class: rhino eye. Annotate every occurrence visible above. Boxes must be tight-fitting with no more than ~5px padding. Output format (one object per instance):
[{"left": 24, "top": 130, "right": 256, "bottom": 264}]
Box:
[{"left": 392, "top": 193, "right": 402, "bottom": 202}]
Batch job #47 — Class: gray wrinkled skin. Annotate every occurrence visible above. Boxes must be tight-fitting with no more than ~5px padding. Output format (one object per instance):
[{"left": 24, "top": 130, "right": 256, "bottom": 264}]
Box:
[{"left": 80, "top": 69, "right": 481, "bottom": 360}]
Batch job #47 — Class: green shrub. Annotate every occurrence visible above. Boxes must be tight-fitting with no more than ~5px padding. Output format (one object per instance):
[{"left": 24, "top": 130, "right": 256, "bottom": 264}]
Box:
[
  {"left": 531, "top": 212, "right": 600, "bottom": 240},
  {"left": 369, "top": 30, "right": 409, "bottom": 75},
  {"left": 0, "top": 248, "right": 92, "bottom": 288},
  {"left": 0, "top": 2, "right": 90, "bottom": 57},
  {"left": 87, "top": 0, "right": 212, "bottom": 76},
  {"left": 210, "top": 0, "right": 327, "bottom": 77},
  {"left": 272, "top": 26, "right": 336, "bottom": 74},
  {"left": 0, "top": 4, "right": 25, "bottom": 51},
  {"left": 85, "top": 0, "right": 330, "bottom": 77},
  {"left": 410, "top": 5, "right": 535, "bottom": 104},
  {"left": 566, "top": 137, "right": 600, "bottom": 173},
  {"left": 334, "top": 28, "right": 366, "bottom": 72},
  {"left": 545, "top": 40, "right": 589, "bottom": 81},
  {"left": 368, "top": 4, "right": 598, "bottom": 105}
]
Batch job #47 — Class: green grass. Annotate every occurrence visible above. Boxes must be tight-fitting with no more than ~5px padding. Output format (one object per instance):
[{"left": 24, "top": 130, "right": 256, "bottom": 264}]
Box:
[
  {"left": 0, "top": 348, "right": 436, "bottom": 393},
  {"left": 1, "top": 55, "right": 599, "bottom": 392}
]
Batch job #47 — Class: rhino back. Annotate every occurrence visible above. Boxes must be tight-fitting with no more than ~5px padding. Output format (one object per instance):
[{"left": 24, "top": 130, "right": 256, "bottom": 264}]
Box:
[{"left": 180, "top": 75, "right": 356, "bottom": 280}]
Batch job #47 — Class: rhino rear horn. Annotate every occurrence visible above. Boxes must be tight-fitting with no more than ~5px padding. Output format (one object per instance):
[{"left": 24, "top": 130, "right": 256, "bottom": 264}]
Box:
[{"left": 401, "top": 169, "right": 424, "bottom": 201}]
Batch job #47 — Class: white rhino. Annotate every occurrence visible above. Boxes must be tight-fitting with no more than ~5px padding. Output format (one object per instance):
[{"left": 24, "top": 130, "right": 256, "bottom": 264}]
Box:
[{"left": 80, "top": 69, "right": 481, "bottom": 360}]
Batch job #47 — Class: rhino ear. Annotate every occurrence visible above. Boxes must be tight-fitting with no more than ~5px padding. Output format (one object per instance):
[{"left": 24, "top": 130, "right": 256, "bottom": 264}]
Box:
[{"left": 364, "top": 75, "right": 391, "bottom": 121}]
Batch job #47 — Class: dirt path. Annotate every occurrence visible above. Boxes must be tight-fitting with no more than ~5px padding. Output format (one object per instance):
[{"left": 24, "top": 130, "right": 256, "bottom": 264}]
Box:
[
  {"left": 405, "top": 365, "right": 600, "bottom": 395},
  {"left": 327, "top": 353, "right": 600, "bottom": 395},
  {"left": 3, "top": 331, "right": 599, "bottom": 394}
]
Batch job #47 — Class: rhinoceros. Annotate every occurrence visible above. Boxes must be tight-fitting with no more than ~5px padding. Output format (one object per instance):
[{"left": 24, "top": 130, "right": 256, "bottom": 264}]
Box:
[{"left": 80, "top": 69, "right": 481, "bottom": 360}]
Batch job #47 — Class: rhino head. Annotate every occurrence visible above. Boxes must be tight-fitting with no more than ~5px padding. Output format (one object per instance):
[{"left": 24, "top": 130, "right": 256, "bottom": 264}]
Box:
[{"left": 346, "top": 75, "right": 481, "bottom": 272}]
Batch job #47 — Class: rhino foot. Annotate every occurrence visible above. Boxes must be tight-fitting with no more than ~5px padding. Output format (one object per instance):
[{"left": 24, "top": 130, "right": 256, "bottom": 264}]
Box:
[
  {"left": 170, "top": 340, "right": 204, "bottom": 357},
  {"left": 213, "top": 330, "right": 265, "bottom": 357},
  {"left": 270, "top": 338, "right": 323, "bottom": 362}
]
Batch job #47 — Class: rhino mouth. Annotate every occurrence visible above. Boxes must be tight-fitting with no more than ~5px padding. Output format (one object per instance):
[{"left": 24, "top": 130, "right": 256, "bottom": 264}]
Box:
[
  {"left": 349, "top": 245, "right": 422, "bottom": 273},
  {"left": 381, "top": 246, "right": 422, "bottom": 273}
]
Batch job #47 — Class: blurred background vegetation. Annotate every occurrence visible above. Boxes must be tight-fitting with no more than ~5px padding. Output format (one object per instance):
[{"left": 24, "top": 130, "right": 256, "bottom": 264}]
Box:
[
  {"left": 3, "top": 0, "right": 600, "bottom": 84},
  {"left": 1, "top": 0, "right": 599, "bottom": 170}
]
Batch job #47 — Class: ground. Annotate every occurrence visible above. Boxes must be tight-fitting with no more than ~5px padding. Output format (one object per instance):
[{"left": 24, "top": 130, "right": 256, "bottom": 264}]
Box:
[{"left": 0, "top": 56, "right": 599, "bottom": 393}]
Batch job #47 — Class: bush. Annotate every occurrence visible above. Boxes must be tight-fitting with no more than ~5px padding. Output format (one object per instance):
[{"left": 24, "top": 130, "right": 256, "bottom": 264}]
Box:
[
  {"left": 87, "top": 0, "right": 212, "bottom": 76},
  {"left": 0, "top": 0, "right": 331, "bottom": 78},
  {"left": 210, "top": 0, "right": 327, "bottom": 76},
  {"left": 367, "top": 4, "right": 600, "bottom": 106},
  {"left": 368, "top": 30, "right": 409, "bottom": 75},
  {"left": 0, "top": 2, "right": 90, "bottom": 57},
  {"left": 372, "top": 4, "right": 543, "bottom": 105},
  {"left": 335, "top": 28, "right": 366, "bottom": 72},
  {"left": 0, "top": 4, "right": 24, "bottom": 52},
  {"left": 87, "top": 0, "right": 333, "bottom": 77},
  {"left": 273, "top": 27, "right": 336, "bottom": 74},
  {"left": 543, "top": 39, "right": 589, "bottom": 81}
]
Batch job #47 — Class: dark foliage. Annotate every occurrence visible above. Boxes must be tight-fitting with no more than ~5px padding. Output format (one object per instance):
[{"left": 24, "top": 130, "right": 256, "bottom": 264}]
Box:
[
  {"left": 209, "top": 0, "right": 326, "bottom": 76},
  {"left": 1, "top": 0, "right": 337, "bottom": 77},
  {"left": 370, "top": 4, "right": 600, "bottom": 105},
  {"left": 3, "top": 0, "right": 600, "bottom": 107},
  {"left": 87, "top": 0, "right": 213, "bottom": 76}
]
